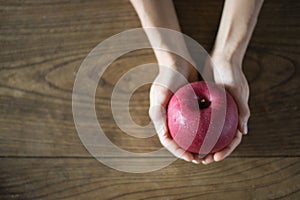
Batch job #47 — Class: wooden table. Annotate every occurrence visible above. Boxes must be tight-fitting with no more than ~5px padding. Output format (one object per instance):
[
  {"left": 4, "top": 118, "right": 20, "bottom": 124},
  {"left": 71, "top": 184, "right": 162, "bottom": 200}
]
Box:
[{"left": 0, "top": 0, "right": 299, "bottom": 199}]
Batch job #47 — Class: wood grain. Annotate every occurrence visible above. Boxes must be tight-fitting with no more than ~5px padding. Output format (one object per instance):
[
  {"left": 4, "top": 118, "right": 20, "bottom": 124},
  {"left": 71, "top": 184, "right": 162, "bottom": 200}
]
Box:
[
  {"left": 0, "top": 0, "right": 299, "bottom": 199},
  {"left": 0, "top": 158, "right": 299, "bottom": 200},
  {"left": 0, "top": 0, "right": 299, "bottom": 157}
]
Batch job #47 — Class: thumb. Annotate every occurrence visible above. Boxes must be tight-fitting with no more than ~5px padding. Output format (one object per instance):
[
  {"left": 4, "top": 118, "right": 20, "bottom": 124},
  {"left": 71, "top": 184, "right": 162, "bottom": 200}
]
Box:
[
  {"left": 235, "top": 98, "right": 250, "bottom": 135},
  {"left": 149, "top": 105, "right": 168, "bottom": 136}
]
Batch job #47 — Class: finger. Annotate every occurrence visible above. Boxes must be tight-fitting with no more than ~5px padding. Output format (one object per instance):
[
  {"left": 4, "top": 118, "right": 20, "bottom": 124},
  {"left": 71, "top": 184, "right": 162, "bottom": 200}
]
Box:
[
  {"left": 229, "top": 86, "right": 250, "bottom": 135},
  {"left": 201, "top": 154, "right": 214, "bottom": 165},
  {"left": 213, "top": 131, "right": 242, "bottom": 161},
  {"left": 192, "top": 154, "right": 202, "bottom": 164},
  {"left": 149, "top": 85, "right": 172, "bottom": 108},
  {"left": 149, "top": 106, "right": 193, "bottom": 162},
  {"left": 149, "top": 86, "right": 172, "bottom": 135},
  {"left": 158, "top": 133, "right": 194, "bottom": 162},
  {"left": 236, "top": 100, "right": 250, "bottom": 135},
  {"left": 148, "top": 105, "right": 167, "bottom": 135},
  {"left": 149, "top": 102, "right": 193, "bottom": 161}
]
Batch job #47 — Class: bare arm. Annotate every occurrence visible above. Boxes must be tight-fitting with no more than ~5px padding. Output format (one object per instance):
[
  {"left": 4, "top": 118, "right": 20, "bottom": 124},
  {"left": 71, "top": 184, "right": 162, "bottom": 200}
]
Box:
[
  {"left": 130, "top": 0, "right": 180, "bottom": 29},
  {"left": 130, "top": 0, "right": 197, "bottom": 79},
  {"left": 130, "top": 0, "right": 264, "bottom": 164},
  {"left": 202, "top": 0, "right": 264, "bottom": 164},
  {"left": 130, "top": 0, "right": 199, "bottom": 162},
  {"left": 213, "top": 0, "right": 264, "bottom": 64}
]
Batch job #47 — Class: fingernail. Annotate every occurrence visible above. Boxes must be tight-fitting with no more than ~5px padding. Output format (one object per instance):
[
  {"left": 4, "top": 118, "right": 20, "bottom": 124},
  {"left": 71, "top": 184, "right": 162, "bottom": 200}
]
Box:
[
  {"left": 243, "top": 123, "right": 248, "bottom": 134},
  {"left": 182, "top": 157, "right": 190, "bottom": 162},
  {"left": 201, "top": 160, "right": 207, "bottom": 165},
  {"left": 192, "top": 160, "right": 200, "bottom": 164}
]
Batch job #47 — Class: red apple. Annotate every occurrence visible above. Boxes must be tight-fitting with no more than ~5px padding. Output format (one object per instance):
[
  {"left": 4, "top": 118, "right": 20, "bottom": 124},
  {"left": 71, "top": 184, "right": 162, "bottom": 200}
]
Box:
[{"left": 167, "top": 81, "right": 238, "bottom": 154}]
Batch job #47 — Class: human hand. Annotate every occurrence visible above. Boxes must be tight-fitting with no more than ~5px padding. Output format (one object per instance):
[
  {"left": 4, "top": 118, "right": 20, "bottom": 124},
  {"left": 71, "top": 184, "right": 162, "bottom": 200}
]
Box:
[
  {"left": 200, "top": 54, "right": 250, "bottom": 164},
  {"left": 149, "top": 59, "right": 200, "bottom": 163}
]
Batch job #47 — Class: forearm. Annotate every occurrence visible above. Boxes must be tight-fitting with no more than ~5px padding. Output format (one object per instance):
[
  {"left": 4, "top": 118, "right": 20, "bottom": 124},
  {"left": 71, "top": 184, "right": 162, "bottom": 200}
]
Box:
[
  {"left": 213, "top": 0, "right": 264, "bottom": 65},
  {"left": 130, "top": 0, "right": 180, "bottom": 31},
  {"left": 130, "top": 0, "right": 194, "bottom": 74}
]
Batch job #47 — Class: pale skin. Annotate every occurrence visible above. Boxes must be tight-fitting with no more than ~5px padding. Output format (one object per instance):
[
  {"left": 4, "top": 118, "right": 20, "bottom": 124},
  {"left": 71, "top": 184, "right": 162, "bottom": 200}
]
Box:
[{"left": 130, "top": 0, "right": 264, "bottom": 164}]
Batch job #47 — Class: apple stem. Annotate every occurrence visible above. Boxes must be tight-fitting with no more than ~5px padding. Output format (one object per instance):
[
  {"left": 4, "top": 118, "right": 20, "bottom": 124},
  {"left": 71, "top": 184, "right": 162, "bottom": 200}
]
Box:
[{"left": 198, "top": 98, "right": 211, "bottom": 109}]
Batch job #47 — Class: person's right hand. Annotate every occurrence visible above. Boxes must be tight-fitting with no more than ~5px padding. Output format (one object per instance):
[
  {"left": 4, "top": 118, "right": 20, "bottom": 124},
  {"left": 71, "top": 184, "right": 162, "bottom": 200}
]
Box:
[{"left": 149, "top": 60, "right": 201, "bottom": 163}]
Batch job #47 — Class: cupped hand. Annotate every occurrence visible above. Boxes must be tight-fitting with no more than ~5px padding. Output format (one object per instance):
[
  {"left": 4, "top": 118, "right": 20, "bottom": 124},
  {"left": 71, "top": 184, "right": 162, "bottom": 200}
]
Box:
[
  {"left": 201, "top": 55, "right": 250, "bottom": 164},
  {"left": 149, "top": 61, "right": 200, "bottom": 163}
]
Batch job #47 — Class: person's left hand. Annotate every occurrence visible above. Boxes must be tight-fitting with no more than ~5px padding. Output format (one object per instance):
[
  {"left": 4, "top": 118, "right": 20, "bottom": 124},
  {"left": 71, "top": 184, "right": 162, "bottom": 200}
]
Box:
[{"left": 199, "top": 54, "right": 250, "bottom": 164}]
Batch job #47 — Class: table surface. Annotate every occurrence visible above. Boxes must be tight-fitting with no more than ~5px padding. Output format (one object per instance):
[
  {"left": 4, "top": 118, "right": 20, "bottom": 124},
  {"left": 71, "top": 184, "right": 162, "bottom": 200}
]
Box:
[{"left": 0, "top": 0, "right": 299, "bottom": 199}]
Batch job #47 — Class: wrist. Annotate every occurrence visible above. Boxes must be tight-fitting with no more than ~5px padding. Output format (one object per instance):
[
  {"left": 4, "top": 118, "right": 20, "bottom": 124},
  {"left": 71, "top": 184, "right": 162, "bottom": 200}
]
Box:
[
  {"left": 211, "top": 47, "right": 244, "bottom": 68},
  {"left": 212, "top": 19, "right": 256, "bottom": 67},
  {"left": 210, "top": 50, "right": 242, "bottom": 71},
  {"left": 156, "top": 52, "right": 198, "bottom": 82}
]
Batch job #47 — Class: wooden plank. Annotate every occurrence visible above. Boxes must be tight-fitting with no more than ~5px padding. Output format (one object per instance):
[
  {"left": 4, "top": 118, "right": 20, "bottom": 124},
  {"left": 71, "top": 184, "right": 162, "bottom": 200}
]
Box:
[{"left": 0, "top": 158, "right": 299, "bottom": 200}]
